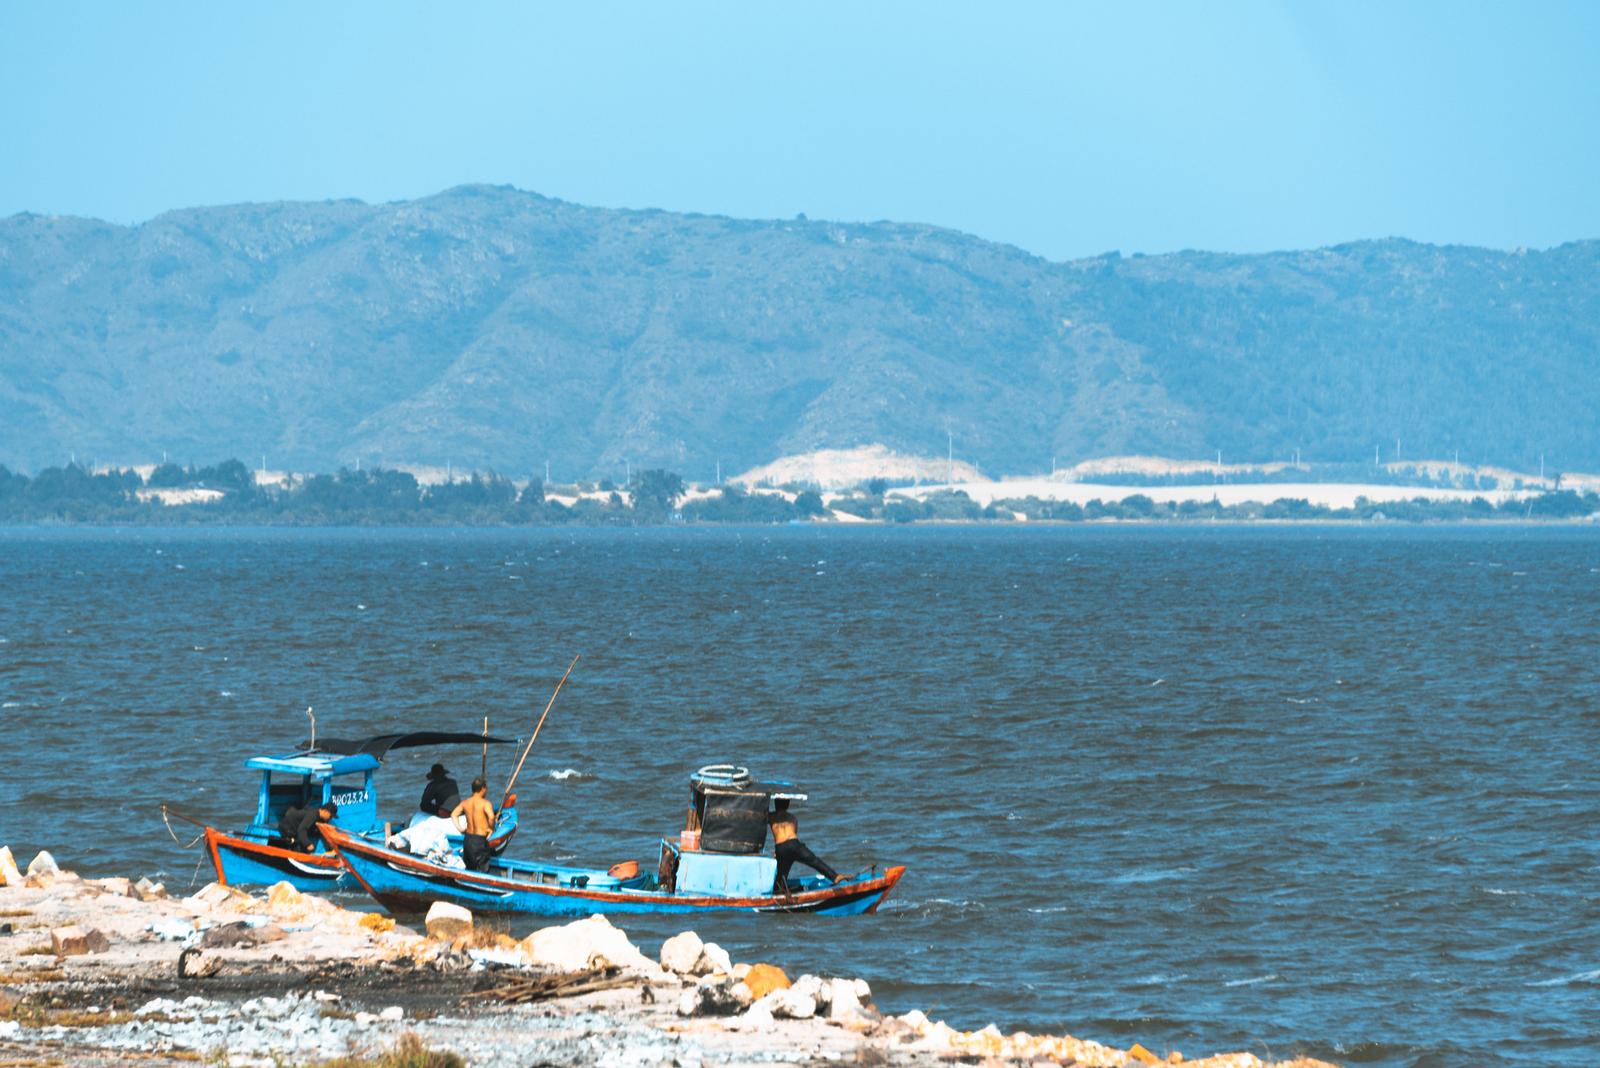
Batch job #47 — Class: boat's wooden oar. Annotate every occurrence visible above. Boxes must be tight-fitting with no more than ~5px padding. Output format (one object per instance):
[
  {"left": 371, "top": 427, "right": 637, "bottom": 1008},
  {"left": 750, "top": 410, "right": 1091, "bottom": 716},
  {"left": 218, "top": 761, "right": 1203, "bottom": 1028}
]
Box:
[{"left": 498, "top": 654, "right": 579, "bottom": 813}]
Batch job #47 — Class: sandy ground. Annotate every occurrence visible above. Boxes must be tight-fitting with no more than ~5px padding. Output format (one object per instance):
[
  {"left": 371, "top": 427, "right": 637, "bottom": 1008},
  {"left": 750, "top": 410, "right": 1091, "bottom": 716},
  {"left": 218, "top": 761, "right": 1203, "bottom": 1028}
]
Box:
[
  {"left": 0, "top": 850, "right": 1339, "bottom": 1068},
  {"left": 735, "top": 446, "right": 985, "bottom": 491}
]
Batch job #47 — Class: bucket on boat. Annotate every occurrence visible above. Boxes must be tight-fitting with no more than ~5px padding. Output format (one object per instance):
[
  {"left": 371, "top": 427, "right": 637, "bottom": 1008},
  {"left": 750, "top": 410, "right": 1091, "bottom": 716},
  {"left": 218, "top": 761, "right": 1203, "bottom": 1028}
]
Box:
[
  {"left": 679, "top": 829, "right": 701, "bottom": 852},
  {"left": 608, "top": 860, "right": 640, "bottom": 879}
]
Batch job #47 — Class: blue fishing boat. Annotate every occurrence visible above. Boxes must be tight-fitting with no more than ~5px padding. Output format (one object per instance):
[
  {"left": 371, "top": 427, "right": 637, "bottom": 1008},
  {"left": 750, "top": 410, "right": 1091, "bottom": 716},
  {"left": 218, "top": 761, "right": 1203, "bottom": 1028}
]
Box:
[
  {"left": 323, "top": 765, "right": 906, "bottom": 916},
  {"left": 197, "top": 730, "right": 520, "bottom": 892}
]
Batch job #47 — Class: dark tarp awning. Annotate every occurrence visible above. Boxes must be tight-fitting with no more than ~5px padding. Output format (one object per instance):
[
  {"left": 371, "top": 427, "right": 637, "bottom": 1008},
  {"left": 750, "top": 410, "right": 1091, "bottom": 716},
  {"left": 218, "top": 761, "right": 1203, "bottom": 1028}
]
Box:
[{"left": 298, "top": 731, "right": 517, "bottom": 760}]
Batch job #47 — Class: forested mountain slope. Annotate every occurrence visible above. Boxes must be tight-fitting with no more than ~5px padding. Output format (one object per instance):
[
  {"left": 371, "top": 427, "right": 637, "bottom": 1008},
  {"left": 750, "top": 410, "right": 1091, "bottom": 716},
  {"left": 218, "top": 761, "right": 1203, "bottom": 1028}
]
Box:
[{"left": 2, "top": 185, "right": 1594, "bottom": 478}]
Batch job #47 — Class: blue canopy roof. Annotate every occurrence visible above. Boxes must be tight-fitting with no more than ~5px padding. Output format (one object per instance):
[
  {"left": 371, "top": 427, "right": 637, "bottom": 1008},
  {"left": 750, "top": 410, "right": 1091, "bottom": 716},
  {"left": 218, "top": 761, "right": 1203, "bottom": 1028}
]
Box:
[{"left": 245, "top": 752, "right": 382, "bottom": 779}]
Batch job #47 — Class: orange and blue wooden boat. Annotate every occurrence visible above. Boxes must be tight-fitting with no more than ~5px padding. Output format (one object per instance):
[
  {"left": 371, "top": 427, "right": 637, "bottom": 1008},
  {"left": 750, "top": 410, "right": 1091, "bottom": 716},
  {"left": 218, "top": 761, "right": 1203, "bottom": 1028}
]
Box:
[
  {"left": 323, "top": 765, "right": 906, "bottom": 916},
  {"left": 202, "top": 730, "right": 518, "bottom": 891}
]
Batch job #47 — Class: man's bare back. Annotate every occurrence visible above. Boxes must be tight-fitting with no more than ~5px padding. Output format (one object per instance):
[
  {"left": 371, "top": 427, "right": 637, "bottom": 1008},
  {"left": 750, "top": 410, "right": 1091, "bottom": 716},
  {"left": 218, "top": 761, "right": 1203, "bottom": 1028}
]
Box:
[{"left": 455, "top": 793, "right": 495, "bottom": 836}]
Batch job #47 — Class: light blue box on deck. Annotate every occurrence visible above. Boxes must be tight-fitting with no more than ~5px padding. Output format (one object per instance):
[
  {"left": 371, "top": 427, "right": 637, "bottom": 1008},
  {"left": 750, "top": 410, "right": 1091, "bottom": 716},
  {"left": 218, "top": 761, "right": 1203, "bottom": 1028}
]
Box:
[{"left": 676, "top": 851, "right": 778, "bottom": 896}]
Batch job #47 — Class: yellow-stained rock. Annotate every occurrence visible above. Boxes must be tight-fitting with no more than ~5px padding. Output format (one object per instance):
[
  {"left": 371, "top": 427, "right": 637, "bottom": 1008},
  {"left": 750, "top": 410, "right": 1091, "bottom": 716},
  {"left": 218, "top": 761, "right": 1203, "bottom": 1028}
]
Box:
[
  {"left": 1169, "top": 1053, "right": 1185, "bottom": 1064},
  {"left": 742, "top": 963, "right": 790, "bottom": 1000},
  {"left": 1130, "top": 1042, "right": 1161, "bottom": 1064},
  {"left": 266, "top": 881, "right": 305, "bottom": 909},
  {"left": 425, "top": 901, "right": 473, "bottom": 941},
  {"left": 0, "top": 846, "right": 21, "bottom": 887},
  {"left": 358, "top": 912, "right": 396, "bottom": 934}
]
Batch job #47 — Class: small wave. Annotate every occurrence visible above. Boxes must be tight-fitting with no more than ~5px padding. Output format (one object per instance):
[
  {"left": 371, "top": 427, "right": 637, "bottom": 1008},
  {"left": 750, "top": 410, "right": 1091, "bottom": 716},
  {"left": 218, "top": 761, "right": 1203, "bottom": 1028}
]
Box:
[
  {"left": 1527, "top": 969, "right": 1600, "bottom": 988},
  {"left": 1026, "top": 905, "right": 1071, "bottom": 914},
  {"left": 219, "top": 690, "right": 234, "bottom": 698},
  {"left": 1285, "top": 696, "right": 1318, "bottom": 704},
  {"left": 357, "top": 603, "right": 368, "bottom": 610},
  {"left": 1224, "top": 973, "right": 1278, "bottom": 987},
  {"left": 1112, "top": 867, "right": 1195, "bottom": 884},
  {"left": 1, "top": 702, "right": 19, "bottom": 709},
  {"left": 1479, "top": 887, "right": 1527, "bottom": 896},
  {"left": 1129, "top": 973, "right": 1188, "bottom": 987},
  {"left": 545, "top": 768, "right": 596, "bottom": 782}
]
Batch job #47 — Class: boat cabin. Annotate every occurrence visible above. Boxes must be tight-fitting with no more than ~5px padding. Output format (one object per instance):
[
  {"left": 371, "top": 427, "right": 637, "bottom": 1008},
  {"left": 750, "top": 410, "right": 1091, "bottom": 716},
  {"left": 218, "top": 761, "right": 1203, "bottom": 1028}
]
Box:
[
  {"left": 245, "top": 752, "right": 380, "bottom": 837},
  {"left": 241, "top": 730, "right": 517, "bottom": 840},
  {"left": 658, "top": 765, "right": 806, "bottom": 896}
]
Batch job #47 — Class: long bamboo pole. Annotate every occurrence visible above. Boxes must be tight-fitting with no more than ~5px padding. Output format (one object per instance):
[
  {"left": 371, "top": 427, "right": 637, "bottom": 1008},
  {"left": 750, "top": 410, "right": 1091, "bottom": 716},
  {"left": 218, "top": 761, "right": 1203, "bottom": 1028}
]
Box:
[{"left": 498, "top": 654, "right": 579, "bottom": 812}]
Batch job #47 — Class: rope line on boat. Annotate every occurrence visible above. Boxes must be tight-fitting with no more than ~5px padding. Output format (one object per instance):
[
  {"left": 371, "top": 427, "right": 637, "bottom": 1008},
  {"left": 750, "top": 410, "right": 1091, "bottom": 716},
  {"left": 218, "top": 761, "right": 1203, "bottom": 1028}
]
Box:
[{"left": 160, "top": 804, "right": 207, "bottom": 849}]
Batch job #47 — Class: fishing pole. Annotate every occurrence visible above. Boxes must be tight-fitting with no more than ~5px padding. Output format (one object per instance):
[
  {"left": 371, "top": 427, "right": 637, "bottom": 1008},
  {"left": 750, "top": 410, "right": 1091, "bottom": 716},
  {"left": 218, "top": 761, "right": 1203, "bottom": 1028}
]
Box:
[{"left": 498, "top": 654, "right": 579, "bottom": 813}]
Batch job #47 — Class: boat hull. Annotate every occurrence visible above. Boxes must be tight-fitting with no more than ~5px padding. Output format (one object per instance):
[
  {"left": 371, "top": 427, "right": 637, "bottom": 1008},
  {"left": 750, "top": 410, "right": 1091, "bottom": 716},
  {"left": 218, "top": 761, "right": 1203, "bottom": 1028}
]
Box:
[
  {"left": 205, "top": 814, "right": 519, "bottom": 892},
  {"left": 205, "top": 828, "right": 350, "bottom": 891},
  {"left": 323, "top": 825, "right": 905, "bottom": 917}
]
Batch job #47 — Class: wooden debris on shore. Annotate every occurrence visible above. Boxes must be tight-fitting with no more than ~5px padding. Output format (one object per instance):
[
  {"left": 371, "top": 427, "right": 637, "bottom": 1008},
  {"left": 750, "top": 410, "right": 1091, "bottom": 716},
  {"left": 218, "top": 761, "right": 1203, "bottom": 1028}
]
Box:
[{"left": 472, "top": 965, "right": 639, "bottom": 1005}]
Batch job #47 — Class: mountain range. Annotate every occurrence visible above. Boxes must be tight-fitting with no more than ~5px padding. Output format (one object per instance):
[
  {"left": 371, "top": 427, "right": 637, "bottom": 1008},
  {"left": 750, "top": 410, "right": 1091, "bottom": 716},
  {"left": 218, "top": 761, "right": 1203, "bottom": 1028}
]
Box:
[{"left": 2, "top": 184, "right": 1596, "bottom": 479}]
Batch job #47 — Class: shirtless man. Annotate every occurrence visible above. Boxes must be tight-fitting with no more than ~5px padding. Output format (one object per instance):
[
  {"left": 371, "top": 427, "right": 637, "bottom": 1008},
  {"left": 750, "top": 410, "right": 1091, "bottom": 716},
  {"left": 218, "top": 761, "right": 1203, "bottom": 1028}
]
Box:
[
  {"left": 769, "top": 798, "right": 845, "bottom": 892},
  {"left": 451, "top": 777, "right": 495, "bottom": 872}
]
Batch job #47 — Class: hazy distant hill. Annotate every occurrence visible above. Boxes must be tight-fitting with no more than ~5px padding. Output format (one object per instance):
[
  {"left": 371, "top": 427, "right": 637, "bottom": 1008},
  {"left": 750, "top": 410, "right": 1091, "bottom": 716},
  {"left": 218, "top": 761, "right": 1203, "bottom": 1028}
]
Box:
[{"left": 1, "top": 184, "right": 1596, "bottom": 478}]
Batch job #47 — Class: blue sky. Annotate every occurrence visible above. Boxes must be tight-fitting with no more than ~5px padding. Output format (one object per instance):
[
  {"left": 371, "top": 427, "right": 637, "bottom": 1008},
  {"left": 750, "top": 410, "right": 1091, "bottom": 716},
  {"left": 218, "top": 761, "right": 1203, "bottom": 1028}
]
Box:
[{"left": 3, "top": 1, "right": 1597, "bottom": 260}]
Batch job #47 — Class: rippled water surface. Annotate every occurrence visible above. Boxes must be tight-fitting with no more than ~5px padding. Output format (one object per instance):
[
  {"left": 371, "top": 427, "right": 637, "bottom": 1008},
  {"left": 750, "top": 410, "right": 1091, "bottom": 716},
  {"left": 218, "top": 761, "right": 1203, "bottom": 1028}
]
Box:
[{"left": 2, "top": 525, "right": 1597, "bottom": 1066}]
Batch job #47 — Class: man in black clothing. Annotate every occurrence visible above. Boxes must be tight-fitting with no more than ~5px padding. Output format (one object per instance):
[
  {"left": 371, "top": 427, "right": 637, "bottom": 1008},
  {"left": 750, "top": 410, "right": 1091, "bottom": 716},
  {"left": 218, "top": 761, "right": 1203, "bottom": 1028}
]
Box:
[
  {"left": 276, "top": 801, "right": 337, "bottom": 853},
  {"left": 768, "top": 798, "right": 844, "bottom": 893},
  {"left": 418, "top": 764, "right": 459, "bottom": 817}
]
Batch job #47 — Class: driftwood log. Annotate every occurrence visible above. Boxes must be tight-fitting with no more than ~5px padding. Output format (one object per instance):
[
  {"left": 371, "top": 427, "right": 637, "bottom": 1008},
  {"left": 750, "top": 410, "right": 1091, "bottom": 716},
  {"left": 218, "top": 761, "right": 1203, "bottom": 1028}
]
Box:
[{"left": 471, "top": 965, "right": 640, "bottom": 1005}]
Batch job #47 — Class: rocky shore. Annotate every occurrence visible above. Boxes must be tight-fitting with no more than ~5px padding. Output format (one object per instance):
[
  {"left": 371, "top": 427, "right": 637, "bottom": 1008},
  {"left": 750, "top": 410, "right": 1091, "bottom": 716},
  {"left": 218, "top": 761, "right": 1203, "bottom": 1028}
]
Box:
[{"left": 0, "top": 846, "right": 1337, "bottom": 1067}]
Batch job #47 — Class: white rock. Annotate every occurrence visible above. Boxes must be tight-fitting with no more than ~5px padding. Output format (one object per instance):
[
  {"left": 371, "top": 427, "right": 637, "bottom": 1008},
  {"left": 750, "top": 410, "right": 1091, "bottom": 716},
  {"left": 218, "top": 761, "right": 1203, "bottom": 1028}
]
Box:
[
  {"left": 739, "top": 1000, "right": 775, "bottom": 1028},
  {"left": 520, "top": 914, "right": 658, "bottom": 975},
  {"left": 827, "top": 976, "right": 864, "bottom": 1021},
  {"left": 468, "top": 946, "right": 531, "bottom": 968},
  {"left": 378, "top": 1006, "right": 403, "bottom": 1022},
  {"left": 699, "top": 941, "right": 734, "bottom": 976},
  {"left": 761, "top": 987, "right": 817, "bottom": 1019},
  {"left": 147, "top": 918, "right": 197, "bottom": 942},
  {"left": 184, "top": 882, "right": 249, "bottom": 912},
  {"left": 0, "top": 1021, "right": 18, "bottom": 1039},
  {"left": 790, "top": 974, "right": 828, "bottom": 1007},
  {"left": 898, "top": 1008, "right": 931, "bottom": 1031},
  {"left": 0, "top": 846, "right": 21, "bottom": 887},
  {"left": 732, "top": 961, "right": 751, "bottom": 979},
  {"left": 312, "top": 991, "right": 341, "bottom": 1003},
  {"left": 133, "top": 877, "right": 168, "bottom": 901},
  {"left": 424, "top": 901, "right": 473, "bottom": 940},
  {"left": 659, "top": 930, "right": 705, "bottom": 974},
  {"left": 852, "top": 977, "right": 872, "bottom": 1000},
  {"left": 26, "top": 850, "right": 59, "bottom": 877},
  {"left": 354, "top": 1011, "right": 378, "bottom": 1028}
]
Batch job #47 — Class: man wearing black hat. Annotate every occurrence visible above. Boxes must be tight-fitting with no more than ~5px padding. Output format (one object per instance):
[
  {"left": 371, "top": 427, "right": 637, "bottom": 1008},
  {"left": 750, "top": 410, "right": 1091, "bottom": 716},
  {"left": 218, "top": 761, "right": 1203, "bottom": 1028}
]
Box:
[{"left": 418, "top": 764, "right": 460, "bottom": 818}]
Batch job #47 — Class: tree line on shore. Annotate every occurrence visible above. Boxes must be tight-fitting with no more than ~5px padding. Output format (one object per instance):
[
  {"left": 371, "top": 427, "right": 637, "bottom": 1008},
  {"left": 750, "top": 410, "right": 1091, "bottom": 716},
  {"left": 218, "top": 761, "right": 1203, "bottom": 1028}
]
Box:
[{"left": 0, "top": 460, "right": 1595, "bottom": 525}]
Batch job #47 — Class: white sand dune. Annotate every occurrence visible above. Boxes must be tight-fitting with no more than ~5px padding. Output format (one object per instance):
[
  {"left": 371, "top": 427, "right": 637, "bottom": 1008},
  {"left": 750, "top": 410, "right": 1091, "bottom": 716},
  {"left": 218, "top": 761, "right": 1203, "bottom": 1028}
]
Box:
[{"left": 896, "top": 479, "right": 1534, "bottom": 510}]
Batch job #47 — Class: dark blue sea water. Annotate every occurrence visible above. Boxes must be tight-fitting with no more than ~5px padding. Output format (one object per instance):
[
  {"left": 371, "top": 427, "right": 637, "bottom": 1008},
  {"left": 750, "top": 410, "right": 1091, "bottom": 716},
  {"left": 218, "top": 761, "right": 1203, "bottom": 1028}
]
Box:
[{"left": 2, "top": 526, "right": 1597, "bottom": 1065}]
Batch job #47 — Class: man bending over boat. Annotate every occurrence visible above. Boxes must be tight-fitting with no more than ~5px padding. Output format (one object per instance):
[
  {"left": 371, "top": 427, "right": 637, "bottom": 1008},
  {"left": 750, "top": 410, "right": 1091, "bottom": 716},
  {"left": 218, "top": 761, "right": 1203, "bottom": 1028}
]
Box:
[
  {"left": 769, "top": 798, "right": 845, "bottom": 892},
  {"left": 451, "top": 777, "right": 495, "bottom": 872},
  {"left": 276, "top": 801, "right": 337, "bottom": 853},
  {"left": 387, "top": 803, "right": 465, "bottom": 868}
]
